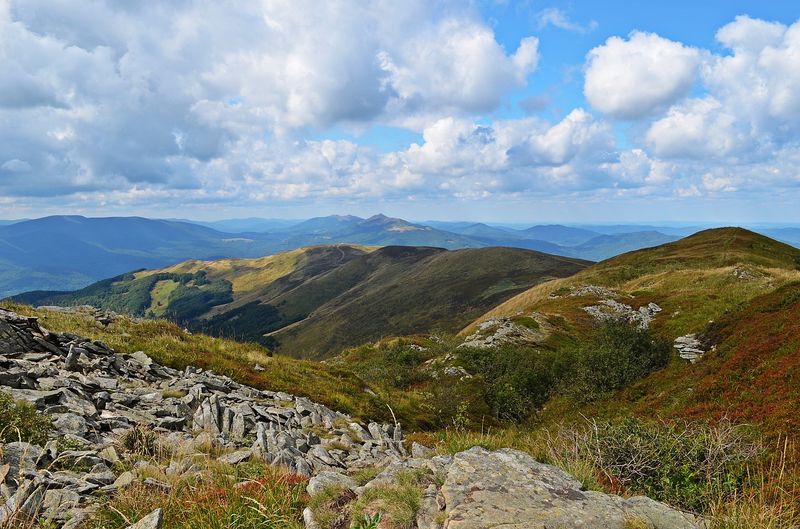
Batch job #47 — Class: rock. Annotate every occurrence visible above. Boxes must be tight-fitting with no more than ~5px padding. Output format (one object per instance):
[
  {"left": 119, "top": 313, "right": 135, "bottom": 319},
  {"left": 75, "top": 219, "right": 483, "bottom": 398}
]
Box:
[
  {"left": 584, "top": 299, "right": 662, "bottom": 329},
  {"left": 64, "top": 345, "right": 82, "bottom": 372},
  {"left": 438, "top": 447, "right": 700, "bottom": 529},
  {"left": 674, "top": 334, "right": 707, "bottom": 363},
  {"left": 126, "top": 508, "right": 163, "bottom": 529},
  {"left": 41, "top": 489, "right": 81, "bottom": 520},
  {"left": 218, "top": 449, "right": 253, "bottom": 465},
  {"left": 303, "top": 507, "right": 320, "bottom": 529},
  {"left": 307, "top": 471, "right": 358, "bottom": 496},
  {"left": 112, "top": 471, "right": 136, "bottom": 489},
  {"left": 411, "top": 442, "right": 435, "bottom": 459}
]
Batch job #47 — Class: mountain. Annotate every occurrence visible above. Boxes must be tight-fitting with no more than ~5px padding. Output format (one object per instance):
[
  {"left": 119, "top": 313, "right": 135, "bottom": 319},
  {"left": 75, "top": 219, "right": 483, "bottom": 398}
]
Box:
[
  {"left": 562, "top": 231, "right": 680, "bottom": 261},
  {"left": 573, "top": 224, "right": 706, "bottom": 237},
  {"left": 0, "top": 215, "right": 285, "bottom": 297},
  {"left": 184, "top": 217, "right": 301, "bottom": 233},
  {"left": 520, "top": 225, "right": 601, "bottom": 246},
  {"left": 468, "top": 227, "right": 800, "bottom": 342},
  {"left": 14, "top": 244, "right": 589, "bottom": 358},
  {"left": 268, "top": 214, "right": 484, "bottom": 249}
]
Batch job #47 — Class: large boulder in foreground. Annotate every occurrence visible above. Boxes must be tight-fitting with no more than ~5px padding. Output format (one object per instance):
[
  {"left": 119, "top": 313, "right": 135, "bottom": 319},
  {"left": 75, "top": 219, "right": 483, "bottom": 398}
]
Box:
[
  {"left": 438, "top": 447, "right": 700, "bottom": 529},
  {"left": 305, "top": 446, "right": 703, "bottom": 529}
]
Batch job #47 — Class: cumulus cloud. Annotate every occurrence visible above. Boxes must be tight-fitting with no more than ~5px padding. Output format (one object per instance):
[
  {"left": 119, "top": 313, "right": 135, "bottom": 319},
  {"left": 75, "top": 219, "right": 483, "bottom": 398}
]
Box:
[
  {"left": 645, "top": 97, "right": 744, "bottom": 159},
  {"left": 1, "top": 3, "right": 800, "bottom": 214},
  {"left": 584, "top": 32, "right": 701, "bottom": 119},
  {"left": 0, "top": 0, "right": 540, "bottom": 203}
]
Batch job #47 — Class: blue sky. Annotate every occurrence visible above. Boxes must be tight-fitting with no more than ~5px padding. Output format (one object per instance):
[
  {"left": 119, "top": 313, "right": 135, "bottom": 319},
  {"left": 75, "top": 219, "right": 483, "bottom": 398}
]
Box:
[{"left": 1, "top": 1, "right": 799, "bottom": 223}]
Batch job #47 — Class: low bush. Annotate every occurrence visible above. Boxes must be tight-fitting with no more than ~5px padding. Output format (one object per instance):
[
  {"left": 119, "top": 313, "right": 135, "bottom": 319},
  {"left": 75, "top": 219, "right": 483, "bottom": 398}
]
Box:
[
  {"left": 549, "top": 417, "right": 761, "bottom": 512},
  {"left": 0, "top": 392, "right": 51, "bottom": 445},
  {"left": 566, "top": 319, "right": 672, "bottom": 401}
]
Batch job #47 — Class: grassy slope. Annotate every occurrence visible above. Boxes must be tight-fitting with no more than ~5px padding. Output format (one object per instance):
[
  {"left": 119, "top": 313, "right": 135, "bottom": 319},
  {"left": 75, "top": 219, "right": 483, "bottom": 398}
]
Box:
[
  {"left": 269, "top": 246, "right": 589, "bottom": 358},
  {"left": 468, "top": 228, "right": 800, "bottom": 341},
  {"left": 574, "top": 281, "right": 800, "bottom": 437},
  {"left": 14, "top": 244, "right": 589, "bottom": 359},
  {"left": 2, "top": 303, "right": 435, "bottom": 428}
]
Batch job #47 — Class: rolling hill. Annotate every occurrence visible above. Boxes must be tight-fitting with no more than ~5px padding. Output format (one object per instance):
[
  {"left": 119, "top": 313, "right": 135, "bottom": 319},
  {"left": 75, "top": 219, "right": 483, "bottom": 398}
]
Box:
[
  {"left": 13, "top": 244, "right": 589, "bottom": 358},
  {"left": 466, "top": 227, "right": 800, "bottom": 343}
]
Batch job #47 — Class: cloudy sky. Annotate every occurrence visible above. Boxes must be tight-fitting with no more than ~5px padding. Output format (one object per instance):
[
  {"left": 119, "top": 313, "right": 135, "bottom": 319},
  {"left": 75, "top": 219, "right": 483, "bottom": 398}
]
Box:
[{"left": 1, "top": 0, "right": 799, "bottom": 222}]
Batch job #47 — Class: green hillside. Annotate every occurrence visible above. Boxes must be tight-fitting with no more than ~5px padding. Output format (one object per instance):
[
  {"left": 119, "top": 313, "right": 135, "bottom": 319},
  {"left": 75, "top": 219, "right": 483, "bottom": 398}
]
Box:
[
  {"left": 470, "top": 227, "right": 800, "bottom": 341},
  {"left": 12, "top": 244, "right": 589, "bottom": 358}
]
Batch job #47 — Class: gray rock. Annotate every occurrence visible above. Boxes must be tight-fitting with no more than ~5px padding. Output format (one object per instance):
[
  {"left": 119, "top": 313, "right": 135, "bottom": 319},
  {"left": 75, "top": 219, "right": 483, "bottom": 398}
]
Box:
[
  {"left": 411, "top": 442, "right": 435, "bottom": 459},
  {"left": 218, "top": 449, "right": 253, "bottom": 465},
  {"left": 306, "top": 471, "right": 358, "bottom": 496},
  {"left": 126, "top": 508, "right": 163, "bottom": 529},
  {"left": 41, "top": 489, "right": 81, "bottom": 520},
  {"left": 437, "top": 447, "right": 700, "bottom": 529}
]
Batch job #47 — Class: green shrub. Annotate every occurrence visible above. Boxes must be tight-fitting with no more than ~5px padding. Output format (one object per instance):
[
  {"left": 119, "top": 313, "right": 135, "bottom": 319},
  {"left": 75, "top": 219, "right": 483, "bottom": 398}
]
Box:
[
  {"left": 0, "top": 392, "right": 51, "bottom": 445},
  {"left": 567, "top": 320, "right": 671, "bottom": 401},
  {"left": 458, "top": 345, "right": 571, "bottom": 422}
]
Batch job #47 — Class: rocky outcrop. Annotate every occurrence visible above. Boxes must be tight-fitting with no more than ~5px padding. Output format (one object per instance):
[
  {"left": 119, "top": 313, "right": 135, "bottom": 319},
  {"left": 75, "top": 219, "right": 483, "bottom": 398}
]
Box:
[
  {"left": 304, "top": 446, "right": 703, "bottom": 529},
  {"left": 583, "top": 300, "right": 662, "bottom": 329},
  {"left": 0, "top": 308, "right": 404, "bottom": 527},
  {"left": 459, "top": 312, "right": 549, "bottom": 349},
  {"left": 674, "top": 334, "right": 707, "bottom": 363}
]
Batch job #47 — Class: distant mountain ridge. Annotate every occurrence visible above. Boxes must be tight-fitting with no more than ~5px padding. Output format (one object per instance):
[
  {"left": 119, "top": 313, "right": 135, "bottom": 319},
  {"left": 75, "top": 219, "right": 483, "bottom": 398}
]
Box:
[{"left": 0, "top": 214, "right": 692, "bottom": 297}]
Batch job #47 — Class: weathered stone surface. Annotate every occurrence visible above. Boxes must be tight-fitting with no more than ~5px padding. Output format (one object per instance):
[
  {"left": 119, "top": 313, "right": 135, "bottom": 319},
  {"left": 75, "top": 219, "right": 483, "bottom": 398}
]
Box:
[
  {"left": 126, "top": 508, "right": 163, "bottom": 529},
  {"left": 307, "top": 471, "right": 358, "bottom": 496},
  {"left": 438, "top": 447, "right": 700, "bottom": 529}
]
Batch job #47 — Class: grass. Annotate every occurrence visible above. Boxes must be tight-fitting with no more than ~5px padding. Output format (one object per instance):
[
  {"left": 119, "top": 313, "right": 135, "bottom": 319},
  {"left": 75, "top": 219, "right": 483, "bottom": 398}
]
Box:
[
  {"left": 87, "top": 457, "right": 306, "bottom": 529},
  {"left": 469, "top": 228, "right": 800, "bottom": 341},
  {"left": 349, "top": 470, "right": 425, "bottom": 529},
  {"left": 0, "top": 392, "right": 52, "bottom": 444},
  {"left": 147, "top": 279, "right": 180, "bottom": 316}
]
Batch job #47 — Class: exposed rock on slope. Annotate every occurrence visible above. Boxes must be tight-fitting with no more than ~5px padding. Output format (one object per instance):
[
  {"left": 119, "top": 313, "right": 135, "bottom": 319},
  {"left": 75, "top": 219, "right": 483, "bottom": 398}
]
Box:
[
  {"left": 304, "top": 446, "right": 703, "bottom": 529},
  {"left": 0, "top": 308, "right": 403, "bottom": 527}
]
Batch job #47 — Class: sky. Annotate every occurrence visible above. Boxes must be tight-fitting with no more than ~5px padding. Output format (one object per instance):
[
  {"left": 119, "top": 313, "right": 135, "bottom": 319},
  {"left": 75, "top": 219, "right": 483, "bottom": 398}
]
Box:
[{"left": 1, "top": 0, "right": 799, "bottom": 223}]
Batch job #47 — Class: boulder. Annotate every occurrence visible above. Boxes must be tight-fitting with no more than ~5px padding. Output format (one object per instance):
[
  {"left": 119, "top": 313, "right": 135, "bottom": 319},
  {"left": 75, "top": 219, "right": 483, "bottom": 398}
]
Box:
[
  {"left": 126, "top": 508, "right": 163, "bottom": 529},
  {"left": 438, "top": 447, "right": 700, "bottom": 529}
]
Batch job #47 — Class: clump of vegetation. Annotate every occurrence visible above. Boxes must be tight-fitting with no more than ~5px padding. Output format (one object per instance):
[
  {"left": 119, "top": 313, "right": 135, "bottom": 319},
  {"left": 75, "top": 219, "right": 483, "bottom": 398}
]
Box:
[
  {"left": 563, "top": 418, "right": 761, "bottom": 512},
  {"left": 349, "top": 470, "right": 425, "bottom": 529},
  {"left": 117, "top": 425, "right": 162, "bottom": 459},
  {"left": 89, "top": 459, "right": 306, "bottom": 529},
  {"left": 566, "top": 319, "right": 671, "bottom": 401},
  {"left": 456, "top": 320, "right": 671, "bottom": 422},
  {"left": 0, "top": 392, "right": 51, "bottom": 445}
]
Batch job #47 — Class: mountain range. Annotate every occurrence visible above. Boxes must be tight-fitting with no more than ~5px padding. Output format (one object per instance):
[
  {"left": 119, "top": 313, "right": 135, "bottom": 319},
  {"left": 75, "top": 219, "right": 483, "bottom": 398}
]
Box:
[{"left": 0, "top": 214, "right": 680, "bottom": 297}]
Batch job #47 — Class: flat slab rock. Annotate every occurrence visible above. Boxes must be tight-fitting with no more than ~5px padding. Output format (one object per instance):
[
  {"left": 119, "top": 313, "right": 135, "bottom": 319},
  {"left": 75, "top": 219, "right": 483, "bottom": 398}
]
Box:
[{"left": 437, "top": 447, "right": 701, "bottom": 529}]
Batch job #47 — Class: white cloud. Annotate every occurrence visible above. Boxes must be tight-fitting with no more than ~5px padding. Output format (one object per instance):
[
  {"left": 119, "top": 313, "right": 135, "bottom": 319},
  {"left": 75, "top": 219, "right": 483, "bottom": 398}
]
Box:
[
  {"left": 584, "top": 32, "right": 701, "bottom": 119},
  {"left": 703, "top": 16, "right": 800, "bottom": 136},
  {"left": 1, "top": 3, "right": 800, "bottom": 215},
  {"left": 536, "top": 8, "right": 597, "bottom": 34},
  {"left": 645, "top": 97, "right": 743, "bottom": 159}
]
